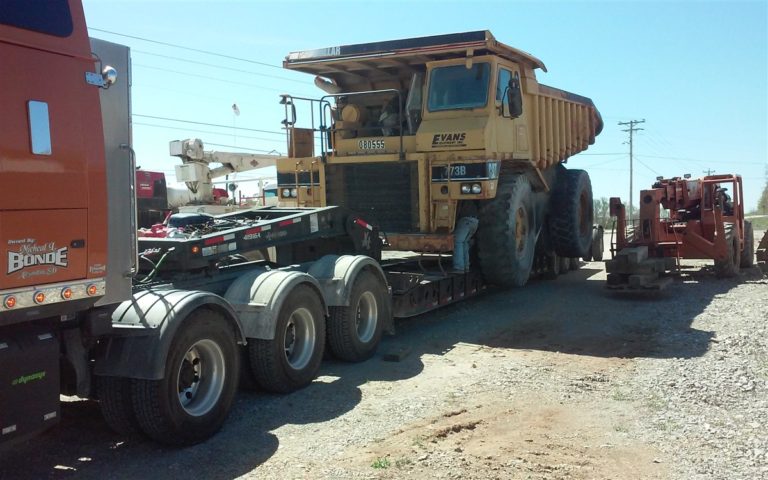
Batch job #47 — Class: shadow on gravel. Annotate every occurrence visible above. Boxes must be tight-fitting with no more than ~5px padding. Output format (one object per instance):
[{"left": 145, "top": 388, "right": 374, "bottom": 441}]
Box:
[
  {"left": 0, "top": 343, "right": 425, "bottom": 480},
  {"left": 0, "top": 263, "right": 758, "bottom": 479}
]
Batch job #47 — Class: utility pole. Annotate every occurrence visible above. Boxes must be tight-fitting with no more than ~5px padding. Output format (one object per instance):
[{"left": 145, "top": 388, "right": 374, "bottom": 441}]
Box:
[
  {"left": 703, "top": 168, "right": 715, "bottom": 176},
  {"left": 618, "top": 119, "right": 645, "bottom": 218}
]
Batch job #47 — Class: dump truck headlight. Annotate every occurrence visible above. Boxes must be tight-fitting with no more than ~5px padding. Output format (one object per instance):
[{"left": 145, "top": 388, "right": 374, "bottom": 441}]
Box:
[
  {"left": 460, "top": 184, "right": 471, "bottom": 194},
  {"left": 471, "top": 183, "right": 482, "bottom": 194},
  {"left": 290, "top": 188, "right": 298, "bottom": 198},
  {"left": 282, "top": 188, "right": 291, "bottom": 197}
]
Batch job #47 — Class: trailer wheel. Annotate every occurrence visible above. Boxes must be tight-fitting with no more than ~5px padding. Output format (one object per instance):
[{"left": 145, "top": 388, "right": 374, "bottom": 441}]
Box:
[
  {"left": 550, "top": 169, "right": 594, "bottom": 258},
  {"left": 559, "top": 256, "right": 571, "bottom": 273},
  {"left": 248, "top": 285, "right": 325, "bottom": 393},
  {"left": 328, "top": 270, "right": 387, "bottom": 362},
  {"left": 130, "top": 310, "right": 239, "bottom": 446},
  {"left": 97, "top": 376, "right": 140, "bottom": 436},
  {"left": 477, "top": 175, "right": 536, "bottom": 287},
  {"left": 569, "top": 258, "right": 580, "bottom": 270},
  {"left": 715, "top": 224, "right": 740, "bottom": 278},
  {"left": 740, "top": 221, "right": 754, "bottom": 268},
  {"left": 542, "top": 253, "right": 560, "bottom": 280},
  {"left": 591, "top": 226, "right": 605, "bottom": 261}
]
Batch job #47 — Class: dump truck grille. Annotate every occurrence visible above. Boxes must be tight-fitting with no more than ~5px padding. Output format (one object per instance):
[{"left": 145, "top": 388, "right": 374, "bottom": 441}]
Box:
[{"left": 325, "top": 163, "right": 419, "bottom": 233}]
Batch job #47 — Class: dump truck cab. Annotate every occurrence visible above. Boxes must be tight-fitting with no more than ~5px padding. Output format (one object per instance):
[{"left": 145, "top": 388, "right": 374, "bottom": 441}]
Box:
[{"left": 279, "top": 31, "right": 602, "bottom": 284}]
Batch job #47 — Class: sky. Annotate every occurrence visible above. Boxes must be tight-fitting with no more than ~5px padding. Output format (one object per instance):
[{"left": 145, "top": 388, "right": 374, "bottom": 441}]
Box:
[{"left": 82, "top": 0, "right": 768, "bottom": 210}]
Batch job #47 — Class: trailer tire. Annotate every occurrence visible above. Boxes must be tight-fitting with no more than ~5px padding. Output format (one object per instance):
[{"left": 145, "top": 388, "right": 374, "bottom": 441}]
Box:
[
  {"left": 715, "top": 224, "right": 740, "bottom": 278},
  {"left": 559, "top": 256, "right": 571, "bottom": 273},
  {"left": 97, "top": 376, "right": 140, "bottom": 436},
  {"left": 591, "top": 226, "right": 605, "bottom": 261},
  {"left": 477, "top": 175, "right": 536, "bottom": 287},
  {"left": 130, "top": 310, "right": 239, "bottom": 446},
  {"left": 328, "top": 270, "right": 386, "bottom": 362},
  {"left": 550, "top": 169, "right": 594, "bottom": 258},
  {"left": 542, "top": 253, "right": 560, "bottom": 280},
  {"left": 740, "top": 221, "right": 754, "bottom": 268},
  {"left": 569, "top": 258, "right": 580, "bottom": 270},
  {"left": 247, "top": 285, "right": 325, "bottom": 393}
]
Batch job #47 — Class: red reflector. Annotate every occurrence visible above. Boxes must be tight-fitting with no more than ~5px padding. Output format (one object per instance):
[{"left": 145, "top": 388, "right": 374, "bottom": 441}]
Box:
[
  {"left": 278, "top": 219, "right": 294, "bottom": 227},
  {"left": 191, "top": 245, "right": 201, "bottom": 254},
  {"left": 87, "top": 285, "right": 99, "bottom": 296},
  {"left": 204, "top": 236, "right": 224, "bottom": 246},
  {"left": 34, "top": 292, "right": 46, "bottom": 304},
  {"left": 61, "top": 288, "right": 73, "bottom": 300},
  {"left": 355, "top": 218, "right": 373, "bottom": 231},
  {"left": 4, "top": 296, "right": 16, "bottom": 309},
  {"left": 245, "top": 227, "right": 262, "bottom": 235}
]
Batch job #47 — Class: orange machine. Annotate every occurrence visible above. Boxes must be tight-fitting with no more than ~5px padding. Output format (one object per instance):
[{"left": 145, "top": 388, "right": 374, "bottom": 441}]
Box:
[{"left": 607, "top": 174, "right": 754, "bottom": 289}]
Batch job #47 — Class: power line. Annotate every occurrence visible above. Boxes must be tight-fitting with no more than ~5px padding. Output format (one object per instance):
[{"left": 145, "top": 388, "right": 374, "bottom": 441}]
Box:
[
  {"left": 637, "top": 154, "right": 765, "bottom": 166},
  {"left": 133, "top": 114, "right": 285, "bottom": 135},
  {"left": 89, "top": 27, "right": 284, "bottom": 70},
  {"left": 132, "top": 63, "right": 313, "bottom": 94},
  {"left": 132, "top": 50, "right": 310, "bottom": 85},
  {"left": 204, "top": 142, "right": 284, "bottom": 155},
  {"left": 133, "top": 122, "right": 285, "bottom": 144},
  {"left": 618, "top": 119, "right": 645, "bottom": 216}
]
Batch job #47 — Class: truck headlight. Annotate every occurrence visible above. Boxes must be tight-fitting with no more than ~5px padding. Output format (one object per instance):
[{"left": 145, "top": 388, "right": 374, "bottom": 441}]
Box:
[
  {"left": 282, "top": 188, "right": 291, "bottom": 197},
  {"left": 460, "top": 184, "right": 471, "bottom": 194},
  {"left": 471, "top": 183, "right": 482, "bottom": 194},
  {"left": 290, "top": 188, "right": 298, "bottom": 198}
]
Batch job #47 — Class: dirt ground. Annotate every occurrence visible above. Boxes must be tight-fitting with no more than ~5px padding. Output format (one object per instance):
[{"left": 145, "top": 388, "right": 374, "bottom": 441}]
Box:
[{"left": 1, "top": 232, "right": 766, "bottom": 479}]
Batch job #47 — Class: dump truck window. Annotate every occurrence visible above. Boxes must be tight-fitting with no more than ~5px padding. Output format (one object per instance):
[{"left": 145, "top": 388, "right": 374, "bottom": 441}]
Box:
[
  {"left": 427, "top": 63, "right": 490, "bottom": 112},
  {"left": 0, "top": 0, "right": 73, "bottom": 37},
  {"left": 496, "top": 68, "right": 512, "bottom": 102}
]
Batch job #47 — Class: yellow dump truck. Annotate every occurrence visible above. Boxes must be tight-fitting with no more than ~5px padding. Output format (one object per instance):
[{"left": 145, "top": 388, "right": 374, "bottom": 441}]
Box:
[{"left": 277, "top": 31, "right": 603, "bottom": 287}]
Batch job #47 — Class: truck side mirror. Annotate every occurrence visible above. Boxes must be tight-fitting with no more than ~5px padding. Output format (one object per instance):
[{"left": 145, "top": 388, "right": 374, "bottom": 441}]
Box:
[{"left": 504, "top": 73, "right": 523, "bottom": 119}]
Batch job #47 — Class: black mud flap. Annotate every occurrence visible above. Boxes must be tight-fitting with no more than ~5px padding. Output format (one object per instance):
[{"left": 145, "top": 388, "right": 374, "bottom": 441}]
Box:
[{"left": 0, "top": 323, "right": 60, "bottom": 448}]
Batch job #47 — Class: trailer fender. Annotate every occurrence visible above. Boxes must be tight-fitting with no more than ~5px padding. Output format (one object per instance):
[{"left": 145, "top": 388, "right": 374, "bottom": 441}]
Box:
[
  {"left": 305, "top": 255, "right": 386, "bottom": 305},
  {"left": 307, "top": 255, "right": 393, "bottom": 334},
  {"left": 224, "top": 270, "right": 326, "bottom": 340},
  {"left": 94, "top": 289, "right": 246, "bottom": 380}
]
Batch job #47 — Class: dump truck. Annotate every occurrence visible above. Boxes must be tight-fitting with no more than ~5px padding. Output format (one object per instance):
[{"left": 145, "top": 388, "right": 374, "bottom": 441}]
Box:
[
  {"left": 276, "top": 31, "right": 603, "bottom": 285},
  {"left": 605, "top": 174, "right": 753, "bottom": 290}
]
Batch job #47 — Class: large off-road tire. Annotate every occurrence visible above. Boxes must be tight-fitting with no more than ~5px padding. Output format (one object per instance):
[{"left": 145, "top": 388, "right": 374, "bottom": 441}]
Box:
[
  {"left": 328, "top": 270, "right": 387, "bottom": 362},
  {"left": 130, "top": 310, "right": 240, "bottom": 446},
  {"left": 247, "top": 285, "right": 325, "bottom": 393},
  {"left": 477, "top": 175, "right": 536, "bottom": 287},
  {"left": 740, "top": 221, "right": 754, "bottom": 268},
  {"left": 542, "top": 253, "right": 561, "bottom": 280},
  {"left": 591, "top": 226, "right": 605, "bottom": 261},
  {"left": 569, "top": 257, "right": 580, "bottom": 271},
  {"left": 97, "top": 376, "right": 140, "bottom": 436},
  {"left": 559, "top": 256, "right": 571, "bottom": 273},
  {"left": 550, "top": 169, "right": 594, "bottom": 258},
  {"left": 715, "top": 224, "right": 740, "bottom": 278}
]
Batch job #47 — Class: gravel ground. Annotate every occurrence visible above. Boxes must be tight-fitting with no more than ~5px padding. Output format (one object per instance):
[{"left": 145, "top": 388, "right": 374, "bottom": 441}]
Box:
[{"left": 0, "top": 232, "right": 766, "bottom": 479}]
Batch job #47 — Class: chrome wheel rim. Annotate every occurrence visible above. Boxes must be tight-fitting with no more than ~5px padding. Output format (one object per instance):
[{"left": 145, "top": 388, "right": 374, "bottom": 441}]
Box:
[
  {"left": 355, "top": 291, "right": 378, "bottom": 343},
  {"left": 284, "top": 307, "right": 315, "bottom": 370},
  {"left": 176, "top": 339, "right": 226, "bottom": 417}
]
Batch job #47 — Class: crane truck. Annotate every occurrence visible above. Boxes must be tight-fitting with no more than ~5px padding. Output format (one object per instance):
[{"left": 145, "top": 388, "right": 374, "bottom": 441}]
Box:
[{"left": 276, "top": 31, "right": 603, "bottom": 285}]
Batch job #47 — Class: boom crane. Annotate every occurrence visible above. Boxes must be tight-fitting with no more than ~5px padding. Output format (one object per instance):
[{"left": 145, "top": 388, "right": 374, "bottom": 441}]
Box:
[{"left": 169, "top": 138, "right": 279, "bottom": 205}]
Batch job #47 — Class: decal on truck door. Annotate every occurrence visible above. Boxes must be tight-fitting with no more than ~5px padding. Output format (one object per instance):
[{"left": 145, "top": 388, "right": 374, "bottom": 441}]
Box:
[{"left": 6, "top": 239, "right": 68, "bottom": 278}]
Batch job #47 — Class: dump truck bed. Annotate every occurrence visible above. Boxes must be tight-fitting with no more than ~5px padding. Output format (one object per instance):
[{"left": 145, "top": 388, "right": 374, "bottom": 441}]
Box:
[{"left": 284, "top": 30, "right": 602, "bottom": 169}]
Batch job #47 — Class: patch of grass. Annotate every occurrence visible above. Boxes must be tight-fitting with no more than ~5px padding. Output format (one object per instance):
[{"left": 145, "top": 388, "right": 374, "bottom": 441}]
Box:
[
  {"left": 371, "top": 457, "right": 391, "bottom": 469},
  {"left": 644, "top": 393, "right": 666, "bottom": 411},
  {"left": 395, "top": 458, "right": 413, "bottom": 469},
  {"left": 613, "top": 424, "right": 629, "bottom": 433},
  {"left": 611, "top": 389, "right": 632, "bottom": 401},
  {"left": 412, "top": 435, "right": 427, "bottom": 448}
]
